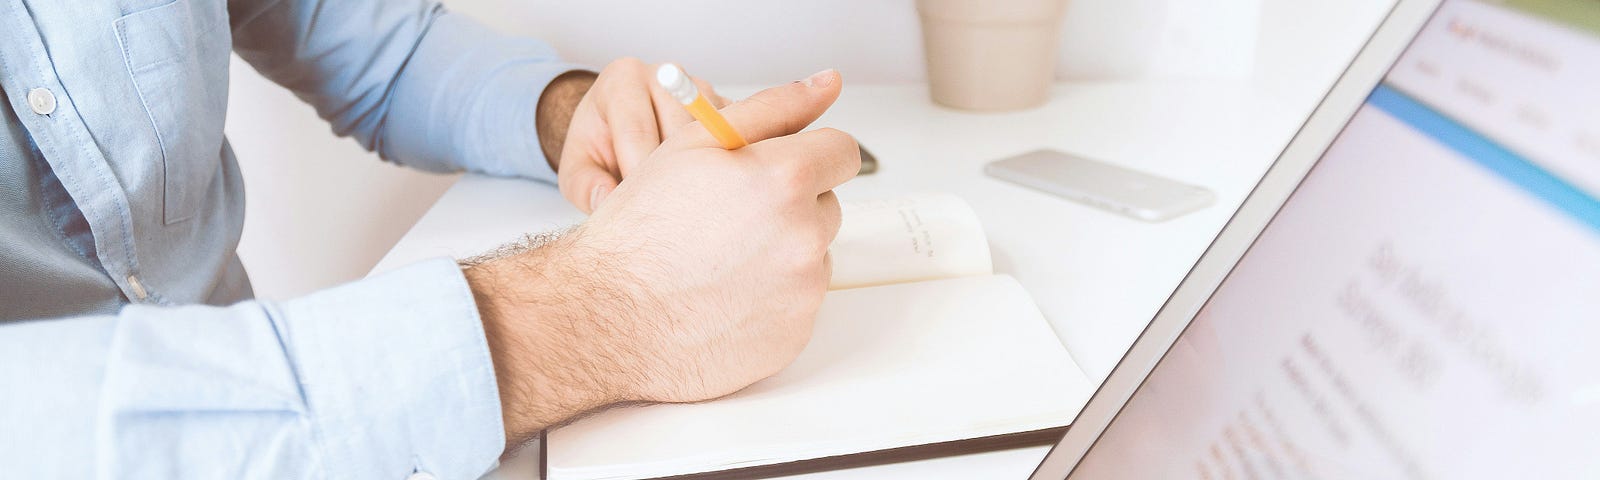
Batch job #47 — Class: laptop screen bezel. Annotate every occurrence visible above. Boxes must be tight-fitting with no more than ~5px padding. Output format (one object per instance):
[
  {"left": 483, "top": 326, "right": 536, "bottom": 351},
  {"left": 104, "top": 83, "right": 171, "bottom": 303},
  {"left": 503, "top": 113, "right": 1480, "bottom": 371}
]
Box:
[{"left": 1027, "top": 0, "right": 1447, "bottom": 477}]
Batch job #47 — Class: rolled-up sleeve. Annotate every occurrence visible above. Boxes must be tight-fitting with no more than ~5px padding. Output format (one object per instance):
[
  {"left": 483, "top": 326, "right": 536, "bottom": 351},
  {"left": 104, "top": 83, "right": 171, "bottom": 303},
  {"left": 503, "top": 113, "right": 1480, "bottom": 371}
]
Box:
[
  {"left": 230, "top": 0, "right": 584, "bottom": 183},
  {"left": 0, "top": 259, "right": 506, "bottom": 479}
]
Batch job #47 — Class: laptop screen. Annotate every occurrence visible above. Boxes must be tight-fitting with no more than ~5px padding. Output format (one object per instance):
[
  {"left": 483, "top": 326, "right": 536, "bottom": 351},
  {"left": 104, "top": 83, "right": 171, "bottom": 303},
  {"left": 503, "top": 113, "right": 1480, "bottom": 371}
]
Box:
[{"left": 1069, "top": 1, "right": 1600, "bottom": 478}]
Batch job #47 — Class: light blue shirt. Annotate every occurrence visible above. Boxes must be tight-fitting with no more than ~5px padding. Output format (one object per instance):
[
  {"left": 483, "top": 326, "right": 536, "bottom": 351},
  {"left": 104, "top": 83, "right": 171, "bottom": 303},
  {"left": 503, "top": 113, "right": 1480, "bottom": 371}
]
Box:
[{"left": 0, "top": 0, "right": 580, "bottom": 477}]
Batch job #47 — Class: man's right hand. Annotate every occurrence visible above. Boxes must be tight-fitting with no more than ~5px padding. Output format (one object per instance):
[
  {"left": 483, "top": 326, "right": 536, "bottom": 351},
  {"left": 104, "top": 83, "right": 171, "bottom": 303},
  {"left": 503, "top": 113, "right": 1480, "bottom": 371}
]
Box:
[{"left": 463, "top": 69, "right": 858, "bottom": 451}]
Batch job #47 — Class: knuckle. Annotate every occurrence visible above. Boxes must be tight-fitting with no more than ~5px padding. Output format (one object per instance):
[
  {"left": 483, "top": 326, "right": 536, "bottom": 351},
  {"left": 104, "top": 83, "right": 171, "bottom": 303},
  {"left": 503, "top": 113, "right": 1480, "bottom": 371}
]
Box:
[
  {"left": 816, "top": 233, "right": 835, "bottom": 255},
  {"left": 616, "top": 122, "right": 652, "bottom": 137},
  {"left": 784, "top": 244, "right": 826, "bottom": 276},
  {"left": 613, "top": 122, "right": 657, "bottom": 142},
  {"left": 824, "top": 219, "right": 841, "bottom": 241},
  {"left": 608, "top": 56, "right": 645, "bottom": 71},
  {"left": 814, "top": 127, "right": 857, "bottom": 146},
  {"left": 707, "top": 154, "right": 748, "bottom": 177},
  {"left": 769, "top": 163, "right": 811, "bottom": 197},
  {"left": 817, "top": 128, "right": 861, "bottom": 161},
  {"left": 822, "top": 205, "right": 843, "bottom": 235}
]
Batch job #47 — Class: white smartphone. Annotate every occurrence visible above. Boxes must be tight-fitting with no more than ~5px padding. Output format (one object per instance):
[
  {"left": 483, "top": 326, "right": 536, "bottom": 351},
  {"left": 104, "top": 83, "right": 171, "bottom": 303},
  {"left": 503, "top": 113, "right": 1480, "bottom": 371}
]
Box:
[{"left": 985, "top": 149, "right": 1215, "bottom": 222}]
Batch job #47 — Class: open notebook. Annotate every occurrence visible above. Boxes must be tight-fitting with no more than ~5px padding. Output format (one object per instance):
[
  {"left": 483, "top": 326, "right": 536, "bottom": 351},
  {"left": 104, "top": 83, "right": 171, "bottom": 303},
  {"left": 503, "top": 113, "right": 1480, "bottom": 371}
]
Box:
[{"left": 544, "top": 194, "right": 1094, "bottom": 480}]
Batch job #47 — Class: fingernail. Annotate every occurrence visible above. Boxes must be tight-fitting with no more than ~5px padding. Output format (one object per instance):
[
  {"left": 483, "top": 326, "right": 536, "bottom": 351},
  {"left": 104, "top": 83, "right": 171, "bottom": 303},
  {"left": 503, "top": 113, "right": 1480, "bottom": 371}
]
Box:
[
  {"left": 802, "top": 69, "right": 836, "bottom": 88},
  {"left": 590, "top": 184, "right": 611, "bottom": 211}
]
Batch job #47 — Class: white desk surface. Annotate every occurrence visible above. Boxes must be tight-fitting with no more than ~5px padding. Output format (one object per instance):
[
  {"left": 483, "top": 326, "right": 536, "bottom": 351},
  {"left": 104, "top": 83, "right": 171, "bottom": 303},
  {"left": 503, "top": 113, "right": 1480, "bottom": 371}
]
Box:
[
  {"left": 371, "top": 6, "right": 1389, "bottom": 477},
  {"left": 373, "top": 81, "right": 1337, "bottom": 480},
  {"left": 374, "top": 79, "right": 1339, "bottom": 377}
]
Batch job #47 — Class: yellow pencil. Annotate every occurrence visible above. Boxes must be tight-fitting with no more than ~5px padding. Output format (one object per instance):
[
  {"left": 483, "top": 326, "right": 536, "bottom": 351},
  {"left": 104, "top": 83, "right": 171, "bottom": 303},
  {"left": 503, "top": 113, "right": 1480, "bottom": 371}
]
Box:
[{"left": 657, "top": 64, "right": 747, "bottom": 150}]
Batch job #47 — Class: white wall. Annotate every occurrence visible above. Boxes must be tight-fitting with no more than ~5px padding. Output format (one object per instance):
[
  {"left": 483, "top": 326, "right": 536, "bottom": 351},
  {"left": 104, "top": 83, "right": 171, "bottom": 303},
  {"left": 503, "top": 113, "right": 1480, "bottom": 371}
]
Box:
[
  {"left": 230, "top": 0, "right": 1389, "bottom": 299},
  {"left": 439, "top": 0, "right": 1269, "bottom": 84},
  {"left": 227, "top": 58, "right": 458, "bottom": 300}
]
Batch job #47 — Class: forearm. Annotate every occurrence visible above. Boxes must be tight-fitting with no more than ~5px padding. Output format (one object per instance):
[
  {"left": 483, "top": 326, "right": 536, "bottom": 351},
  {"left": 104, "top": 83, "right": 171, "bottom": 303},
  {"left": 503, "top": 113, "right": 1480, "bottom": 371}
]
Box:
[
  {"left": 537, "top": 71, "right": 600, "bottom": 172},
  {"left": 461, "top": 229, "right": 639, "bottom": 450}
]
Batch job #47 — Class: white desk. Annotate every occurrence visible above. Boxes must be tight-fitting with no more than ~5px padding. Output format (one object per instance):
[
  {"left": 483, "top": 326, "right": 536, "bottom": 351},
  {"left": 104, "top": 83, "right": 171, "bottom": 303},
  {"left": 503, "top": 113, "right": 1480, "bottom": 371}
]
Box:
[
  {"left": 375, "top": 80, "right": 1335, "bottom": 378},
  {"left": 372, "top": 6, "right": 1390, "bottom": 476},
  {"left": 373, "top": 82, "right": 1340, "bottom": 480}
]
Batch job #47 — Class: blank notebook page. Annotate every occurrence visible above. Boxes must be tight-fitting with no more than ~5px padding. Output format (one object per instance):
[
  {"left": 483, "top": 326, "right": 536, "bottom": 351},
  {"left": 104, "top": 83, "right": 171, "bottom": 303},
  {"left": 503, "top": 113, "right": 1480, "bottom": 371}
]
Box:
[{"left": 547, "top": 275, "right": 1094, "bottom": 480}]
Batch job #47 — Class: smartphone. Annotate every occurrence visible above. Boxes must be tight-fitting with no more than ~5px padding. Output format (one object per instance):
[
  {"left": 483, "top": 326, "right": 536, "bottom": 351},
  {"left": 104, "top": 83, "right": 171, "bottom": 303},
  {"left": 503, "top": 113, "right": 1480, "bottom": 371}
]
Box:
[{"left": 984, "top": 149, "right": 1215, "bottom": 222}]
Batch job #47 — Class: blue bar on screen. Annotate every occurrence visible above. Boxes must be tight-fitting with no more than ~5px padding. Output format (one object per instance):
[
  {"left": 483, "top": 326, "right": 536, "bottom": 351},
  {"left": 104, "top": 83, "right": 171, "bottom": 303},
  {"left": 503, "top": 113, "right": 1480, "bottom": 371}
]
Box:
[{"left": 1367, "top": 84, "right": 1600, "bottom": 233}]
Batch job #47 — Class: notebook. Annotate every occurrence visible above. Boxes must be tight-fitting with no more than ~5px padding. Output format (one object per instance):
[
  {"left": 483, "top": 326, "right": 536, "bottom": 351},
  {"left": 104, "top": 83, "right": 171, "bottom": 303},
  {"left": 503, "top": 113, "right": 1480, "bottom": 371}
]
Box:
[{"left": 543, "top": 194, "right": 1094, "bottom": 480}]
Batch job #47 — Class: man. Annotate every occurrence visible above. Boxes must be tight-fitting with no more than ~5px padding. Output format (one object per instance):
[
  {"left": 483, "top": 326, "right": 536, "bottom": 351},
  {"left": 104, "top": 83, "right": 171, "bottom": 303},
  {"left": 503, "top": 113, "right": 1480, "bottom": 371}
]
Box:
[{"left": 0, "top": 0, "right": 859, "bottom": 478}]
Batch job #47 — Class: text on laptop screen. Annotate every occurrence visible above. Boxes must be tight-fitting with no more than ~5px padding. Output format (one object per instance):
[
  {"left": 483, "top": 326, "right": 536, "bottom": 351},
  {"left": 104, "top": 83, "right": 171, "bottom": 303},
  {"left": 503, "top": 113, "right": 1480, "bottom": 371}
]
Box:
[{"left": 1072, "top": 0, "right": 1600, "bottom": 478}]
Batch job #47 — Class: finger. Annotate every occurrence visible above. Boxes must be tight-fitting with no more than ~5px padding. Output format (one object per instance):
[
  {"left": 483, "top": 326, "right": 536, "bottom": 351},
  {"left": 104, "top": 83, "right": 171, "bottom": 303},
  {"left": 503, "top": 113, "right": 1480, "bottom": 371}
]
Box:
[
  {"left": 817, "top": 190, "right": 843, "bottom": 247},
  {"left": 673, "top": 69, "right": 842, "bottom": 148},
  {"left": 598, "top": 62, "right": 662, "bottom": 177},
  {"left": 743, "top": 127, "right": 861, "bottom": 194},
  {"left": 649, "top": 65, "right": 696, "bottom": 136},
  {"left": 692, "top": 76, "right": 732, "bottom": 108},
  {"left": 556, "top": 152, "right": 621, "bottom": 214}
]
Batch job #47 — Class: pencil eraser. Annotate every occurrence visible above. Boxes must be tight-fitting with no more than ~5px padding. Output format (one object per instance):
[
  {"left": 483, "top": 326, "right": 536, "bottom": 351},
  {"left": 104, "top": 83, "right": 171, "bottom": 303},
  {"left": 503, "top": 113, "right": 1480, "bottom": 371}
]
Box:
[{"left": 656, "top": 64, "right": 696, "bottom": 105}]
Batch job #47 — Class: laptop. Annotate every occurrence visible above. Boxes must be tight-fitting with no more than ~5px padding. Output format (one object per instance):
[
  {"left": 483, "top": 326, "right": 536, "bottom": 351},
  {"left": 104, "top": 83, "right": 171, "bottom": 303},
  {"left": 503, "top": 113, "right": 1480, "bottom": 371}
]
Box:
[{"left": 1029, "top": 0, "right": 1600, "bottom": 477}]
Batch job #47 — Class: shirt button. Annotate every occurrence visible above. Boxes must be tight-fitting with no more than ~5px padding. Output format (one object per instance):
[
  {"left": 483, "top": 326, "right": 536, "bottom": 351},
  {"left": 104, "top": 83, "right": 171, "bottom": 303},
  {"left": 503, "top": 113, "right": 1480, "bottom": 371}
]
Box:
[
  {"left": 405, "top": 473, "right": 436, "bottom": 480},
  {"left": 28, "top": 87, "right": 56, "bottom": 115},
  {"left": 126, "top": 275, "right": 149, "bottom": 301}
]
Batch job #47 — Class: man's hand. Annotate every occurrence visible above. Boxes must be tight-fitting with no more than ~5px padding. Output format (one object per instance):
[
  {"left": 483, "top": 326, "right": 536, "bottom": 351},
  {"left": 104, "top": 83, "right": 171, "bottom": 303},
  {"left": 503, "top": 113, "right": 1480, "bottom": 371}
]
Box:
[
  {"left": 538, "top": 57, "right": 732, "bottom": 214},
  {"left": 469, "top": 70, "right": 855, "bottom": 451}
]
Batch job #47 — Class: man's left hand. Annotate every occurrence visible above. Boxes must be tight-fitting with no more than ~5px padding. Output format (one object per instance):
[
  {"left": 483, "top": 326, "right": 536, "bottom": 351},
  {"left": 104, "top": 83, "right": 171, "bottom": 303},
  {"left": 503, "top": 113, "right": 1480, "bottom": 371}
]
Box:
[{"left": 535, "top": 57, "right": 730, "bottom": 214}]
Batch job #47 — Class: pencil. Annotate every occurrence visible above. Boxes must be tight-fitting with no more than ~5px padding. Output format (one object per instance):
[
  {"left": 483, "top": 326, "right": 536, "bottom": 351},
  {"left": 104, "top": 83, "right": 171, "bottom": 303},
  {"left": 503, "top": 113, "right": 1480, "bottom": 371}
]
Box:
[{"left": 656, "top": 64, "right": 748, "bottom": 150}]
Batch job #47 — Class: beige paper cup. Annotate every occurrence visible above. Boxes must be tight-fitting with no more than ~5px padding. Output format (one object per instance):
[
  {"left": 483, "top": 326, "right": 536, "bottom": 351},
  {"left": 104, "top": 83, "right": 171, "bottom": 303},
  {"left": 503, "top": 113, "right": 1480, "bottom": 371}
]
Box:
[{"left": 916, "top": 0, "right": 1069, "bottom": 111}]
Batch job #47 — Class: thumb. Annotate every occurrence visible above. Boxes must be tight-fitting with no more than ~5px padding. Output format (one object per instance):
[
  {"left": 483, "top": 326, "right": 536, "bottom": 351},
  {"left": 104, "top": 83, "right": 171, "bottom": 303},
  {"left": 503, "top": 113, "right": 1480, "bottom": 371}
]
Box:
[
  {"left": 557, "top": 157, "right": 620, "bottom": 214},
  {"left": 683, "top": 69, "right": 841, "bottom": 147}
]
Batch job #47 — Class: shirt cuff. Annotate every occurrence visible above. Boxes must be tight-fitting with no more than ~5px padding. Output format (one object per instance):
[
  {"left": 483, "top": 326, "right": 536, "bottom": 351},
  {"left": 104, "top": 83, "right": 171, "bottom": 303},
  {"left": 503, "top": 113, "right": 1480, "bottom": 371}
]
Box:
[
  {"left": 273, "top": 257, "right": 503, "bottom": 479},
  {"left": 379, "top": 11, "right": 586, "bottom": 184}
]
